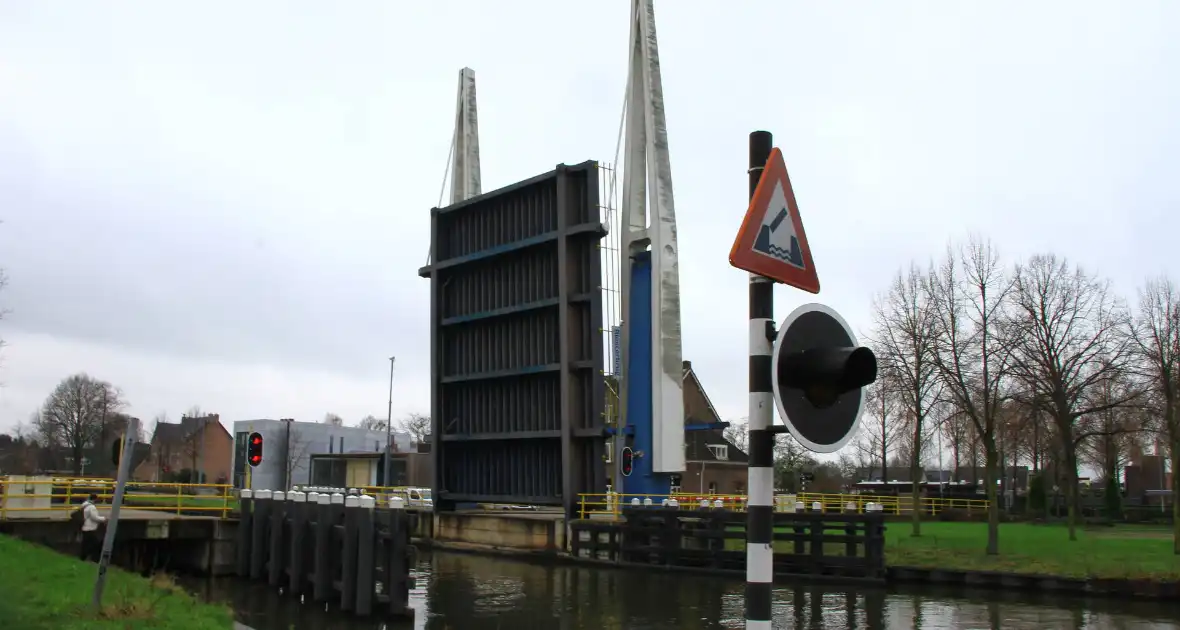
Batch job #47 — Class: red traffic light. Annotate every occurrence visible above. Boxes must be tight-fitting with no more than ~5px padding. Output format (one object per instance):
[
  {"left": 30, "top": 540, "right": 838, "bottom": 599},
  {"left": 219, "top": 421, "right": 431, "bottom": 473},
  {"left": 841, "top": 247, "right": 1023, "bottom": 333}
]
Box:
[
  {"left": 620, "top": 447, "right": 634, "bottom": 477},
  {"left": 246, "top": 432, "right": 263, "bottom": 467}
]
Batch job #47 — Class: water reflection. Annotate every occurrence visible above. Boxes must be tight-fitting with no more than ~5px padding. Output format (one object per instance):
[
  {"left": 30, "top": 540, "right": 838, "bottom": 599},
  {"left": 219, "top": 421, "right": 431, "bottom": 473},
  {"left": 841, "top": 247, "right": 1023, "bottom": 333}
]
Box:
[{"left": 187, "top": 551, "right": 1180, "bottom": 630}]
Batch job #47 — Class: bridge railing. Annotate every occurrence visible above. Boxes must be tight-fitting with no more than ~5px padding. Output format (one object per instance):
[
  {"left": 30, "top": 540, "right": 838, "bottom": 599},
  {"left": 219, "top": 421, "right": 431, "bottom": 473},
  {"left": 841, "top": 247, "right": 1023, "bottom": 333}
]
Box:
[
  {"left": 0, "top": 476, "right": 236, "bottom": 519},
  {"left": 577, "top": 491, "right": 990, "bottom": 520}
]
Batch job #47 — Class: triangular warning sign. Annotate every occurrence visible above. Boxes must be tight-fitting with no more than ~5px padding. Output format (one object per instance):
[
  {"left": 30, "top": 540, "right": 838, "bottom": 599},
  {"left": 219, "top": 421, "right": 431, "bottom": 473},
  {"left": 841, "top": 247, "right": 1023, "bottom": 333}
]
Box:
[{"left": 728, "top": 148, "right": 820, "bottom": 293}]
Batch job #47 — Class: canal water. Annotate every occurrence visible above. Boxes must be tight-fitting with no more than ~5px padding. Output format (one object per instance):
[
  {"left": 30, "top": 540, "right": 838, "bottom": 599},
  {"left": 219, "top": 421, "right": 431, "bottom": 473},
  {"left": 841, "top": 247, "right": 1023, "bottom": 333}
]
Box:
[{"left": 185, "top": 551, "right": 1180, "bottom": 630}]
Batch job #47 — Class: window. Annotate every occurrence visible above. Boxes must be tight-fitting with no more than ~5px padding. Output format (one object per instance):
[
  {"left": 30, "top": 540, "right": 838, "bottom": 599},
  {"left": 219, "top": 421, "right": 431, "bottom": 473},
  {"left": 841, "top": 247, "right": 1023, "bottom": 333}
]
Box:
[
  {"left": 232, "top": 432, "right": 249, "bottom": 488},
  {"left": 707, "top": 444, "right": 729, "bottom": 461}
]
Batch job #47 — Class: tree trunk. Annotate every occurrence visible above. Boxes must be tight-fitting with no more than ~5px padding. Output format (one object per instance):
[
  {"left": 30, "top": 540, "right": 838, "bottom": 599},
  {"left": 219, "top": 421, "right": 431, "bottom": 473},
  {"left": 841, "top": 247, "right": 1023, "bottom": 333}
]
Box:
[
  {"left": 1065, "top": 447, "right": 1080, "bottom": 542},
  {"left": 984, "top": 444, "right": 1000, "bottom": 555},
  {"left": 910, "top": 414, "right": 923, "bottom": 537},
  {"left": 951, "top": 443, "right": 960, "bottom": 481},
  {"left": 881, "top": 421, "right": 887, "bottom": 483},
  {"left": 1172, "top": 435, "right": 1180, "bottom": 555}
]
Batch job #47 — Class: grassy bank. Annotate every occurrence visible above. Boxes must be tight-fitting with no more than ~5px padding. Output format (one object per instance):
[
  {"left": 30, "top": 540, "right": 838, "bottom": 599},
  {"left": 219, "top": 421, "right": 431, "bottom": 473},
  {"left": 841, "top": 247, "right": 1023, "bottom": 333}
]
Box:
[
  {"left": 0, "top": 535, "right": 233, "bottom": 629},
  {"left": 884, "top": 522, "right": 1180, "bottom": 580}
]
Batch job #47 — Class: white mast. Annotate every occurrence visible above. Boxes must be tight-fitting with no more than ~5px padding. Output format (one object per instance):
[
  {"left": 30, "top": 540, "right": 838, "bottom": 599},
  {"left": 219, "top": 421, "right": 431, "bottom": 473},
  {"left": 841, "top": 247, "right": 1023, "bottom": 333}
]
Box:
[
  {"left": 619, "top": 0, "right": 685, "bottom": 475},
  {"left": 451, "top": 67, "right": 481, "bottom": 204}
]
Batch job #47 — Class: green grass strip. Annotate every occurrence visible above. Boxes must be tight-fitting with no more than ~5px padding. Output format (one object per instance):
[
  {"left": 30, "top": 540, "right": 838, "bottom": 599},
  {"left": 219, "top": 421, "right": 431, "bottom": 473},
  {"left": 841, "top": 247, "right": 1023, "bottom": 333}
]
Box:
[{"left": 0, "top": 534, "right": 233, "bottom": 629}]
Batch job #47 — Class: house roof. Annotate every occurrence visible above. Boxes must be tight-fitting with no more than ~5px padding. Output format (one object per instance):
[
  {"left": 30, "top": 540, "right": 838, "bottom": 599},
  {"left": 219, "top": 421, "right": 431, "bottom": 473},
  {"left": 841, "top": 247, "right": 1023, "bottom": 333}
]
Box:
[
  {"left": 686, "top": 430, "right": 749, "bottom": 464},
  {"left": 682, "top": 361, "right": 724, "bottom": 428},
  {"left": 151, "top": 415, "right": 226, "bottom": 447}
]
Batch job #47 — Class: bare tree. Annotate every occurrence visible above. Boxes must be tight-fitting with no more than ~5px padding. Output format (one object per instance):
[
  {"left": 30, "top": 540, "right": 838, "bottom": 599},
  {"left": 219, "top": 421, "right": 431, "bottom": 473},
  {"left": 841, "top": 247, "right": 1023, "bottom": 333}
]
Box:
[
  {"left": 356, "top": 415, "right": 386, "bottom": 432},
  {"left": 184, "top": 405, "right": 203, "bottom": 419},
  {"left": 1006, "top": 254, "right": 1137, "bottom": 540},
  {"left": 836, "top": 451, "right": 858, "bottom": 486},
  {"left": 856, "top": 381, "right": 901, "bottom": 483},
  {"left": 773, "top": 434, "right": 816, "bottom": 490},
  {"left": 1079, "top": 372, "right": 1145, "bottom": 484},
  {"left": 939, "top": 408, "right": 971, "bottom": 480},
  {"left": 323, "top": 413, "right": 344, "bottom": 427},
  {"left": 926, "top": 237, "right": 1013, "bottom": 555},
  {"left": 871, "top": 263, "right": 941, "bottom": 536},
  {"left": 1132, "top": 275, "right": 1180, "bottom": 553},
  {"left": 723, "top": 418, "right": 749, "bottom": 453},
  {"left": 35, "top": 374, "right": 125, "bottom": 473},
  {"left": 284, "top": 427, "right": 313, "bottom": 489},
  {"left": 398, "top": 412, "right": 431, "bottom": 445}
]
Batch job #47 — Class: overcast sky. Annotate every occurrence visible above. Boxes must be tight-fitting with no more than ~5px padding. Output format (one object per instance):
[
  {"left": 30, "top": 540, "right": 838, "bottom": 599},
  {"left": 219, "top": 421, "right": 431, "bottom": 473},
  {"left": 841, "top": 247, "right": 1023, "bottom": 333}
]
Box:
[{"left": 1, "top": 2, "right": 1177, "bottom": 444}]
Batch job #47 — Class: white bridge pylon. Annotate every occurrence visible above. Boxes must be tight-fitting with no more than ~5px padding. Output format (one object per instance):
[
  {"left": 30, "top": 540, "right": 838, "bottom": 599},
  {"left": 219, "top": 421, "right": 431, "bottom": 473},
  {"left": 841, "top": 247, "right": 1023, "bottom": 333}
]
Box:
[
  {"left": 618, "top": 0, "right": 686, "bottom": 477},
  {"left": 451, "top": 67, "right": 481, "bottom": 205}
]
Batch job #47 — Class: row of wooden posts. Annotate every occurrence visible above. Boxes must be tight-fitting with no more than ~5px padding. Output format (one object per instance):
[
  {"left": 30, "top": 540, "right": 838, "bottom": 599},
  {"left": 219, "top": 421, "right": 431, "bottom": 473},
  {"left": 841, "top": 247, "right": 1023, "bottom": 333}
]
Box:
[
  {"left": 572, "top": 506, "right": 888, "bottom": 581},
  {"left": 235, "top": 488, "right": 414, "bottom": 619}
]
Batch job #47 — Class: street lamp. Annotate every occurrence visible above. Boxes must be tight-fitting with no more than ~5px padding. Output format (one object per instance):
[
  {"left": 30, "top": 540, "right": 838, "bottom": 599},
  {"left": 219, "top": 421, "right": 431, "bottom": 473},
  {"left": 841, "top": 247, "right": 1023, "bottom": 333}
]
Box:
[{"left": 383, "top": 356, "right": 396, "bottom": 488}]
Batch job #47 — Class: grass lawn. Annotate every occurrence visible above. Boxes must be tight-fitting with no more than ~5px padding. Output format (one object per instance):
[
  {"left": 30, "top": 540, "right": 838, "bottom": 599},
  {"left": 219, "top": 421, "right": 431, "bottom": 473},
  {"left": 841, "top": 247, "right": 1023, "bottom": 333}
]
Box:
[
  {"left": 883, "top": 521, "right": 1180, "bottom": 580},
  {"left": 122, "top": 494, "right": 238, "bottom": 515},
  {"left": 0, "top": 535, "right": 233, "bottom": 630}
]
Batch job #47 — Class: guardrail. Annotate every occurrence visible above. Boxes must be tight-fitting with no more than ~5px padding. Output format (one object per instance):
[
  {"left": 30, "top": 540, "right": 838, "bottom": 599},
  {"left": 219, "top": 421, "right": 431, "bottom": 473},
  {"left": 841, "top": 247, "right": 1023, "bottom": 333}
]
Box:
[
  {"left": 578, "top": 491, "right": 990, "bottom": 520},
  {"left": 0, "top": 476, "right": 236, "bottom": 519}
]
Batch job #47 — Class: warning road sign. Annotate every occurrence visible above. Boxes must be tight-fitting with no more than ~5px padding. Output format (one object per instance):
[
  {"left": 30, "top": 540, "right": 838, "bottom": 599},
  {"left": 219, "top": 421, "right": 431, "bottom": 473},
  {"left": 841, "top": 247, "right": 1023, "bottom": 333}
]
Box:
[{"left": 728, "top": 148, "right": 819, "bottom": 293}]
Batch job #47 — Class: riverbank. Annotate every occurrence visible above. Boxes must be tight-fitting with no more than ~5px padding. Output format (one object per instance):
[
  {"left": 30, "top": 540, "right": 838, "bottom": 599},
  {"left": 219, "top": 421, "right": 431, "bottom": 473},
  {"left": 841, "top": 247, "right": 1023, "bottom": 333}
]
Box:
[
  {"left": 0, "top": 535, "right": 234, "bottom": 629},
  {"left": 883, "top": 522, "right": 1180, "bottom": 580}
]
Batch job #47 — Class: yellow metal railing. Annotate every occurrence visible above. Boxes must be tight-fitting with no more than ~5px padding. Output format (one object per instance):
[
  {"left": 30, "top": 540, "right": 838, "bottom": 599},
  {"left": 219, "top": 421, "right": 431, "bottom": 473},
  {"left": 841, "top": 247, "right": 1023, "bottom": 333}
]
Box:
[
  {"left": 577, "top": 491, "right": 990, "bottom": 520},
  {"left": 0, "top": 476, "right": 236, "bottom": 520}
]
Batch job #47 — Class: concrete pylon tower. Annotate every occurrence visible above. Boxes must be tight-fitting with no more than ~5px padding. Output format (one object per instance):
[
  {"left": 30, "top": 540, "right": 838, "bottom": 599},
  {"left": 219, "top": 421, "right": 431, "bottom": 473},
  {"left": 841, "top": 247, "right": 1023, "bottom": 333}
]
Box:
[
  {"left": 617, "top": 0, "right": 686, "bottom": 494},
  {"left": 451, "top": 67, "right": 481, "bottom": 204}
]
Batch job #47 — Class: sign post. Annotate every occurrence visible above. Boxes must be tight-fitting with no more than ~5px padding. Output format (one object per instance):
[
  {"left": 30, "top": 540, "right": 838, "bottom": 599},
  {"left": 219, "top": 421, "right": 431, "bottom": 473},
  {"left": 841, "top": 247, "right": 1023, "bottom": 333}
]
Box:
[
  {"left": 731, "top": 133, "right": 875, "bottom": 629},
  {"left": 92, "top": 418, "right": 137, "bottom": 611},
  {"left": 740, "top": 131, "right": 778, "bottom": 630}
]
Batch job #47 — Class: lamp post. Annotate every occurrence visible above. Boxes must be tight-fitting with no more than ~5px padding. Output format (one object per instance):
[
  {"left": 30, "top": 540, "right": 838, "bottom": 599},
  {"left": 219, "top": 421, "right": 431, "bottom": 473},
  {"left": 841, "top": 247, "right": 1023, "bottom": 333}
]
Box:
[{"left": 383, "top": 356, "right": 396, "bottom": 488}]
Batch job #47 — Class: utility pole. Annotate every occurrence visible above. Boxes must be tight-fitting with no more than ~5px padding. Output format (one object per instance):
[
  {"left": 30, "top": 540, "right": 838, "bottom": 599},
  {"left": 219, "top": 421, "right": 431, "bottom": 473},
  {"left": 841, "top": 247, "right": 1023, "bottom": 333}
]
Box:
[
  {"left": 383, "top": 356, "right": 396, "bottom": 488},
  {"left": 93, "top": 418, "right": 137, "bottom": 610}
]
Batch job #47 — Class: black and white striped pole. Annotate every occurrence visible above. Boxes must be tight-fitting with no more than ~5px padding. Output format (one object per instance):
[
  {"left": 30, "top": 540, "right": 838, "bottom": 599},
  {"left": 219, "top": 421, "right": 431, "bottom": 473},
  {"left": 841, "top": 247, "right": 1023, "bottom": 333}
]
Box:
[
  {"left": 745, "top": 131, "right": 776, "bottom": 630},
  {"left": 734, "top": 132, "right": 877, "bottom": 629}
]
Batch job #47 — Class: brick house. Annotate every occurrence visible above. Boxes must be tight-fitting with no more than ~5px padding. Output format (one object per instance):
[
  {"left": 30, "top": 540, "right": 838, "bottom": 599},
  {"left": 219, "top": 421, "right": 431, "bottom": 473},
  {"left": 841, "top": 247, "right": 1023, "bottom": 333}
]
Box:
[
  {"left": 678, "top": 361, "right": 749, "bottom": 495},
  {"left": 133, "top": 414, "right": 233, "bottom": 484}
]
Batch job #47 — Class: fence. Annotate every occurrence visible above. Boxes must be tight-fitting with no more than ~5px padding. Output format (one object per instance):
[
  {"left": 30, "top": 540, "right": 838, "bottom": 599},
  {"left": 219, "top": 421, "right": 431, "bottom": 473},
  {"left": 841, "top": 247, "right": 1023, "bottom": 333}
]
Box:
[
  {"left": 571, "top": 505, "right": 886, "bottom": 580},
  {"left": 0, "top": 476, "right": 236, "bottom": 519},
  {"left": 577, "top": 491, "right": 990, "bottom": 519}
]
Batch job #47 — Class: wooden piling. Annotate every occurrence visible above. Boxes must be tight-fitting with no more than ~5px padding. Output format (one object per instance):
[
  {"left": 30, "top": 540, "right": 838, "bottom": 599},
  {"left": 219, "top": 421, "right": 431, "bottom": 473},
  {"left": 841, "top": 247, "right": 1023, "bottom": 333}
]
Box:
[
  {"left": 249, "top": 490, "right": 271, "bottom": 580},
  {"left": 268, "top": 491, "right": 287, "bottom": 587},
  {"left": 236, "top": 489, "right": 253, "bottom": 577},
  {"left": 339, "top": 494, "right": 360, "bottom": 611},
  {"left": 354, "top": 495, "right": 376, "bottom": 616}
]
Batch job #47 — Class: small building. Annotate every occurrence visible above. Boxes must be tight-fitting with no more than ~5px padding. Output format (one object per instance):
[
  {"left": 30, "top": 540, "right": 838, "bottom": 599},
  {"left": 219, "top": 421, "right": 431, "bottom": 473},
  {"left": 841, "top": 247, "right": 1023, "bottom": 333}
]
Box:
[
  {"left": 307, "top": 451, "right": 432, "bottom": 489},
  {"left": 133, "top": 415, "right": 232, "bottom": 484},
  {"left": 231, "top": 419, "right": 412, "bottom": 490}
]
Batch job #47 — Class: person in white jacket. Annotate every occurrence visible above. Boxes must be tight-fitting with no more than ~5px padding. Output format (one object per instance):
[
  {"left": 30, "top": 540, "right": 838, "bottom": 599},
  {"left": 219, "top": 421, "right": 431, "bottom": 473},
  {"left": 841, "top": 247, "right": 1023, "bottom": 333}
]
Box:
[{"left": 79, "top": 493, "right": 107, "bottom": 562}]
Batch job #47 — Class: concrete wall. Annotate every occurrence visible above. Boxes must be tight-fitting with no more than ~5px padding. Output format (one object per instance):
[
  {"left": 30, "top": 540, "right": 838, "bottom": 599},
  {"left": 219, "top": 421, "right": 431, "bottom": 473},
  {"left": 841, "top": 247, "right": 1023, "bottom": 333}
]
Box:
[
  {"left": 232, "top": 420, "right": 411, "bottom": 490},
  {"left": 431, "top": 513, "right": 565, "bottom": 552}
]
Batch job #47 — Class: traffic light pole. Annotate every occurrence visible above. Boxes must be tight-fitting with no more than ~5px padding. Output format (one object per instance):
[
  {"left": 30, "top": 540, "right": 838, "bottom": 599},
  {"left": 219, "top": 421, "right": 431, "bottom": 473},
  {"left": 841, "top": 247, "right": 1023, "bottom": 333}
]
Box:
[{"left": 745, "top": 130, "right": 775, "bottom": 630}]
